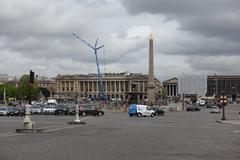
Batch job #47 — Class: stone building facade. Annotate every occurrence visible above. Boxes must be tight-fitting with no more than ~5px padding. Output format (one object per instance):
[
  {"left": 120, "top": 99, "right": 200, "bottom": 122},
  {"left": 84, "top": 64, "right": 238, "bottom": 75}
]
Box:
[
  {"left": 55, "top": 72, "right": 161, "bottom": 103},
  {"left": 163, "top": 78, "right": 178, "bottom": 97}
]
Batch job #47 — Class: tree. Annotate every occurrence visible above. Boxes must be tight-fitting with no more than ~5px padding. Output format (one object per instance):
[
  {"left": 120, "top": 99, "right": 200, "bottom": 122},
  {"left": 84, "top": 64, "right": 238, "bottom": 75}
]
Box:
[
  {"left": 160, "top": 87, "right": 168, "bottom": 105},
  {"left": 18, "top": 75, "right": 40, "bottom": 101},
  {"left": 161, "top": 87, "right": 167, "bottom": 99},
  {"left": 39, "top": 87, "right": 50, "bottom": 98},
  {"left": 0, "top": 84, "right": 18, "bottom": 101}
]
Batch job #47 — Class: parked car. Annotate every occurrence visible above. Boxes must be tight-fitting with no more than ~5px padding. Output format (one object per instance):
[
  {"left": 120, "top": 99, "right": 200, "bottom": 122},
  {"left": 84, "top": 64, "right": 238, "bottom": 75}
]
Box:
[
  {"left": 42, "top": 105, "right": 56, "bottom": 115},
  {"left": 216, "top": 103, "right": 223, "bottom": 109},
  {"left": 55, "top": 104, "right": 69, "bottom": 115},
  {"left": 68, "top": 104, "right": 76, "bottom": 115},
  {"left": 206, "top": 103, "right": 213, "bottom": 108},
  {"left": 7, "top": 107, "right": 25, "bottom": 116},
  {"left": 0, "top": 107, "right": 9, "bottom": 116},
  {"left": 128, "top": 104, "right": 155, "bottom": 117},
  {"left": 186, "top": 104, "right": 200, "bottom": 111},
  {"left": 79, "top": 104, "right": 104, "bottom": 116},
  {"left": 210, "top": 106, "right": 220, "bottom": 114},
  {"left": 31, "top": 105, "right": 42, "bottom": 115},
  {"left": 150, "top": 106, "right": 165, "bottom": 116}
]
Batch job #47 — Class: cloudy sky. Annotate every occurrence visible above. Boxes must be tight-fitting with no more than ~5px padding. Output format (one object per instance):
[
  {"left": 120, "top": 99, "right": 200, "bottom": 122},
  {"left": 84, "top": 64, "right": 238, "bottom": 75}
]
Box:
[{"left": 0, "top": 0, "right": 240, "bottom": 81}]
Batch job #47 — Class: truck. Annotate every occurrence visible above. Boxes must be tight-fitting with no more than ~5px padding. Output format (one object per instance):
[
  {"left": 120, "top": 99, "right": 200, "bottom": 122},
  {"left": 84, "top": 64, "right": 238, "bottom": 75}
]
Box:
[{"left": 128, "top": 104, "right": 155, "bottom": 117}]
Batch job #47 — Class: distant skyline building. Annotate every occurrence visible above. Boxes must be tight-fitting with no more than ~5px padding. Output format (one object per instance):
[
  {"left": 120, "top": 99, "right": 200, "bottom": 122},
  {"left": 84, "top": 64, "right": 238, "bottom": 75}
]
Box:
[
  {"left": 207, "top": 75, "right": 240, "bottom": 101},
  {"left": 0, "top": 74, "right": 9, "bottom": 84}
]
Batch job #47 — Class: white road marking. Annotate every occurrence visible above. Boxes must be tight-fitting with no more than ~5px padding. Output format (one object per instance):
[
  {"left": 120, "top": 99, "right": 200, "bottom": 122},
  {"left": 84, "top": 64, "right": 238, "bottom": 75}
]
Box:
[
  {"left": 0, "top": 117, "right": 93, "bottom": 137},
  {"left": 45, "top": 125, "right": 82, "bottom": 132},
  {"left": 0, "top": 132, "right": 23, "bottom": 138},
  {"left": 0, "top": 132, "right": 15, "bottom": 136},
  {"left": 45, "top": 117, "right": 92, "bottom": 132},
  {"left": 233, "top": 130, "right": 240, "bottom": 133}
]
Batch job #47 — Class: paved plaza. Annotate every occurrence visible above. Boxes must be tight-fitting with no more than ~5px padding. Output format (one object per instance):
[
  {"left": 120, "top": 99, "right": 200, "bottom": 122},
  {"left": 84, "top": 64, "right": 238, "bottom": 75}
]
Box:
[{"left": 0, "top": 105, "right": 239, "bottom": 160}]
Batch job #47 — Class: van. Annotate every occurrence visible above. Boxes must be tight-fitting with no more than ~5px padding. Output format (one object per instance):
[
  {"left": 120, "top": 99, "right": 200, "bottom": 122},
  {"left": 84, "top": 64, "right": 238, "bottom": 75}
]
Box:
[
  {"left": 47, "top": 99, "right": 57, "bottom": 105},
  {"left": 128, "top": 104, "right": 155, "bottom": 117},
  {"left": 199, "top": 100, "right": 205, "bottom": 106}
]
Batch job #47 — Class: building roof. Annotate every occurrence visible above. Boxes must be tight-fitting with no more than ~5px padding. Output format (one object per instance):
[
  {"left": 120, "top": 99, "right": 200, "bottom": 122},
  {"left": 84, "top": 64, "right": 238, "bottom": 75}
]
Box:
[
  {"left": 55, "top": 72, "right": 161, "bottom": 84},
  {"left": 163, "top": 77, "right": 178, "bottom": 84}
]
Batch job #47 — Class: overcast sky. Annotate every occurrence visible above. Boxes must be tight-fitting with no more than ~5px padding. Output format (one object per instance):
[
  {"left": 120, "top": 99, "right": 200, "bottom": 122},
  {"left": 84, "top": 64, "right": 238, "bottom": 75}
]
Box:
[{"left": 0, "top": 0, "right": 240, "bottom": 81}]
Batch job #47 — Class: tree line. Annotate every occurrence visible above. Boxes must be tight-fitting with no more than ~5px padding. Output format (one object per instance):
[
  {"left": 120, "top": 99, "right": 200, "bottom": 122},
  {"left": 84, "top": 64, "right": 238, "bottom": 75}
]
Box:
[{"left": 0, "top": 75, "right": 50, "bottom": 102}]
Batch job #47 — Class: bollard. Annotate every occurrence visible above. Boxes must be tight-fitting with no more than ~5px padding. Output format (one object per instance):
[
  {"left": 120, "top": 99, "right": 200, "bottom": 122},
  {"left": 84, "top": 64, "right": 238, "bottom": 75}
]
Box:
[
  {"left": 74, "top": 105, "right": 80, "bottom": 123},
  {"left": 68, "top": 104, "right": 86, "bottom": 125},
  {"left": 16, "top": 104, "right": 43, "bottom": 133},
  {"left": 23, "top": 104, "right": 33, "bottom": 130}
]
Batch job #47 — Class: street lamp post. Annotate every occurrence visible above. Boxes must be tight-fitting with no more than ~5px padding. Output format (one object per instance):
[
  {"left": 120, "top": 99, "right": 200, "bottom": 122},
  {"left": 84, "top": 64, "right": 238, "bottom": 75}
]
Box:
[
  {"left": 220, "top": 91, "right": 227, "bottom": 121},
  {"left": 182, "top": 93, "right": 185, "bottom": 111}
]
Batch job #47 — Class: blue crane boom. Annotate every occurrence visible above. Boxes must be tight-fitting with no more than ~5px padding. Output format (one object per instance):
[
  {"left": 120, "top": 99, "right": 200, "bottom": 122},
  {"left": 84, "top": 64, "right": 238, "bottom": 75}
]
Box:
[{"left": 73, "top": 33, "right": 107, "bottom": 100}]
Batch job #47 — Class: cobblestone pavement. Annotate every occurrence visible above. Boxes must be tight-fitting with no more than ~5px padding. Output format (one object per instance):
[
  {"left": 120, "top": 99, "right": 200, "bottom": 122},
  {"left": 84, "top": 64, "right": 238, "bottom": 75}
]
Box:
[{"left": 0, "top": 104, "right": 239, "bottom": 160}]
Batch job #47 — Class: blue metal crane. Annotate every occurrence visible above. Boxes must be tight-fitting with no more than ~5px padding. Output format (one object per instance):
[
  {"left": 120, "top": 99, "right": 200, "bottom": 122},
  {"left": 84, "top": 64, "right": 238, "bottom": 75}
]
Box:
[{"left": 73, "top": 33, "right": 107, "bottom": 100}]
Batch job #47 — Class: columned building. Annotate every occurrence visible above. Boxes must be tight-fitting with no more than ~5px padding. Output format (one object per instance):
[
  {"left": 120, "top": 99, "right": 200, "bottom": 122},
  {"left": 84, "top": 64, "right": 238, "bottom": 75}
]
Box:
[
  {"left": 163, "top": 78, "right": 178, "bottom": 97},
  {"left": 55, "top": 72, "right": 161, "bottom": 103}
]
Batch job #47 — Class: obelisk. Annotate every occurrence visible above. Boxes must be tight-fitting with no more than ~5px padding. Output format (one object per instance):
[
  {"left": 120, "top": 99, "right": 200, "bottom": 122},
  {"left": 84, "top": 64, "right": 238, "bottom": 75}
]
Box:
[{"left": 147, "top": 33, "right": 155, "bottom": 105}]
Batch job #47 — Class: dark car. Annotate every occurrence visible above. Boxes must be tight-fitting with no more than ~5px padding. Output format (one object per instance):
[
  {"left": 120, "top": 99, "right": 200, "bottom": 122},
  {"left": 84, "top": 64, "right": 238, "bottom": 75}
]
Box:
[
  {"left": 79, "top": 104, "right": 104, "bottom": 116},
  {"left": 150, "top": 106, "right": 165, "bottom": 116},
  {"left": 206, "top": 103, "right": 213, "bottom": 108},
  {"left": 186, "top": 104, "right": 200, "bottom": 111},
  {"left": 55, "top": 104, "right": 70, "bottom": 115},
  {"left": 68, "top": 104, "right": 76, "bottom": 115},
  {"left": 7, "top": 107, "right": 25, "bottom": 116},
  {"left": 216, "top": 103, "right": 223, "bottom": 109}
]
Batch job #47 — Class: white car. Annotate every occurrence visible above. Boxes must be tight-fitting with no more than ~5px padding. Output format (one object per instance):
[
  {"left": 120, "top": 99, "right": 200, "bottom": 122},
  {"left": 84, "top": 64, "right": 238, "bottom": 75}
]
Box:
[
  {"left": 210, "top": 106, "right": 220, "bottom": 114},
  {"left": 42, "top": 105, "right": 56, "bottom": 115},
  {"left": 0, "top": 107, "right": 9, "bottom": 116},
  {"left": 31, "top": 105, "right": 42, "bottom": 115}
]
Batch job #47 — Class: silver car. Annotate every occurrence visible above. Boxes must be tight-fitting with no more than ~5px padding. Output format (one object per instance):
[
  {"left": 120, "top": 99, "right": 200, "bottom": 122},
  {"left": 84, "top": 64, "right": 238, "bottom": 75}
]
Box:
[
  {"left": 31, "top": 105, "right": 42, "bottom": 115},
  {"left": 210, "top": 106, "right": 220, "bottom": 114},
  {"left": 0, "top": 107, "right": 9, "bottom": 116},
  {"left": 42, "top": 105, "right": 56, "bottom": 115}
]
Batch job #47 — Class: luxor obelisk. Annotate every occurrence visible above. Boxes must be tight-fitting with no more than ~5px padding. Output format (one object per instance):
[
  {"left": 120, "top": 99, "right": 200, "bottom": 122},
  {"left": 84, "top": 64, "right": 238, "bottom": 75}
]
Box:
[{"left": 147, "top": 33, "right": 155, "bottom": 105}]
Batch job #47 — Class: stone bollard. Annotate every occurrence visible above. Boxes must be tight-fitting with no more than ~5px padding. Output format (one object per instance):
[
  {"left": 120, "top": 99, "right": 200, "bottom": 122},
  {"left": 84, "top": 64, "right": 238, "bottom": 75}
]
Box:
[
  {"left": 24, "top": 104, "right": 33, "bottom": 130},
  {"left": 68, "top": 104, "right": 86, "bottom": 125},
  {"left": 74, "top": 105, "right": 80, "bottom": 123}
]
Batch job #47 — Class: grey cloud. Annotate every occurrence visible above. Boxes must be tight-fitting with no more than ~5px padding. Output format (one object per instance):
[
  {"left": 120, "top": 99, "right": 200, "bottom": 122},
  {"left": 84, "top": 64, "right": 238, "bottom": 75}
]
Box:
[
  {"left": 1, "top": 0, "right": 240, "bottom": 81},
  {"left": 185, "top": 56, "right": 240, "bottom": 73},
  {"left": 121, "top": 0, "right": 240, "bottom": 41}
]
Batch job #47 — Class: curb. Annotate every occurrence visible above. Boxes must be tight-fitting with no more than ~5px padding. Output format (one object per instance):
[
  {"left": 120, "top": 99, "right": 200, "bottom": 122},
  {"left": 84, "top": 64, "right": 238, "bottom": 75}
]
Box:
[
  {"left": 216, "top": 120, "right": 223, "bottom": 124},
  {"left": 16, "top": 128, "right": 44, "bottom": 133},
  {"left": 216, "top": 120, "right": 240, "bottom": 125}
]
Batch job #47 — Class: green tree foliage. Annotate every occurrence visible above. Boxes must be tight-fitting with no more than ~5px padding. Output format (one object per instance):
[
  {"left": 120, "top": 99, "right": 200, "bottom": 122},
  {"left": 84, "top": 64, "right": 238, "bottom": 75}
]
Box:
[
  {"left": 17, "top": 75, "right": 40, "bottom": 100},
  {"left": 0, "top": 75, "right": 40, "bottom": 101},
  {"left": 0, "top": 84, "right": 18, "bottom": 100},
  {"left": 39, "top": 87, "right": 50, "bottom": 98},
  {"left": 161, "top": 87, "right": 167, "bottom": 99}
]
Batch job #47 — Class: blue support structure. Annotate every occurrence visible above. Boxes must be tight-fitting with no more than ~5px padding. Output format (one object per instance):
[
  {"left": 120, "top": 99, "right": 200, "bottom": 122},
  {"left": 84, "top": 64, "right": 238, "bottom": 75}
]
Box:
[{"left": 73, "top": 33, "right": 107, "bottom": 100}]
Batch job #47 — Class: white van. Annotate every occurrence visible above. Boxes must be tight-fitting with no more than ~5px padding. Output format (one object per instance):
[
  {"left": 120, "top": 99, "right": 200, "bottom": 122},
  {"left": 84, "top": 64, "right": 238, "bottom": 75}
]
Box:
[
  {"left": 47, "top": 99, "right": 57, "bottom": 105},
  {"left": 128, "top": 104, "right": 155, "bottom": 117},
  {"left": 199, "top": 100, "right": 205, "bottom": 106}
]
